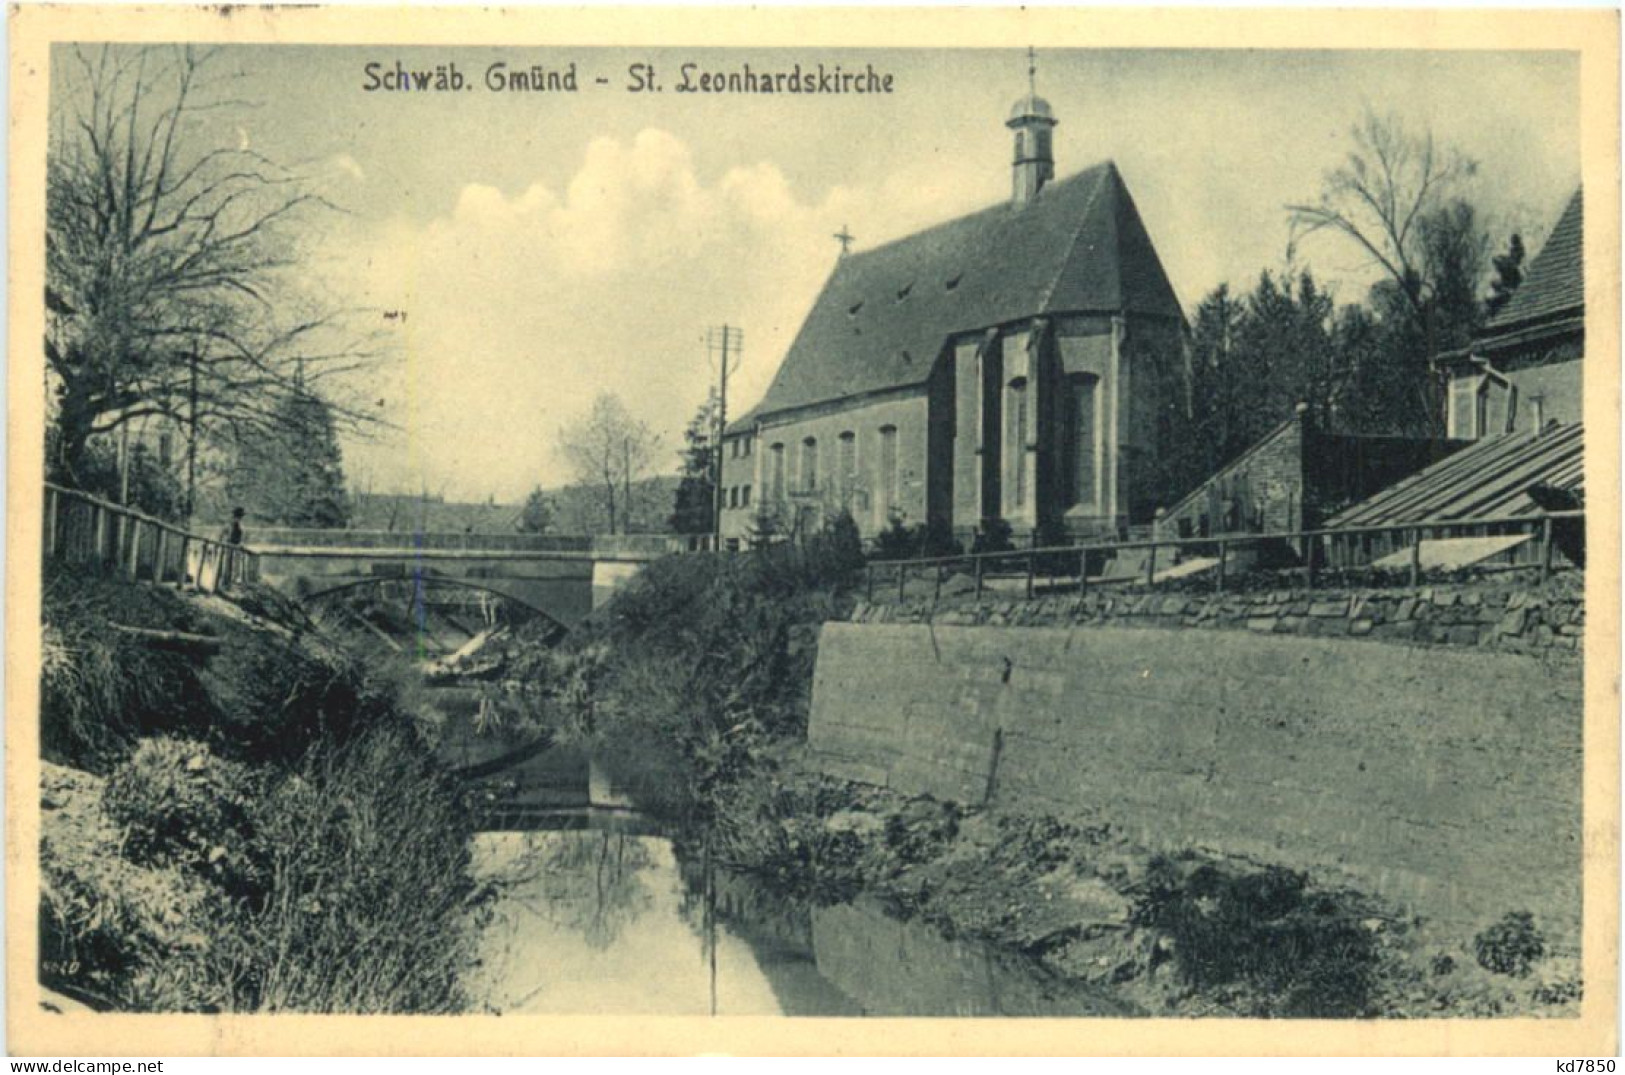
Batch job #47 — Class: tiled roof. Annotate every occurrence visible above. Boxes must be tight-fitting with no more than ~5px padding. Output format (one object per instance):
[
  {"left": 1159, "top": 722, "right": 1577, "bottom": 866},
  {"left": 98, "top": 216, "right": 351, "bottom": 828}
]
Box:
[
  {"left": 753, "top": 161, "right": 1183, "bottom": 419},
  {"left": 1325, "top": 423, "right": 1584, "bottom": 527},
  {"left": 723, "top": 405, "right": 760, "bottom": 436},
  {"left": 1484, "top": 188, "right": 1584, "bottom": 334}
]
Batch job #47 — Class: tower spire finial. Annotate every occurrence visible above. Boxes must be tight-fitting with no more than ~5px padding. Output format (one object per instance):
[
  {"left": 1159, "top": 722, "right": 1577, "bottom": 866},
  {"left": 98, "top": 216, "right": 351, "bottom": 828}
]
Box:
[{"left": 1007, "top": 48, "right": 1057, "bottom": 208}]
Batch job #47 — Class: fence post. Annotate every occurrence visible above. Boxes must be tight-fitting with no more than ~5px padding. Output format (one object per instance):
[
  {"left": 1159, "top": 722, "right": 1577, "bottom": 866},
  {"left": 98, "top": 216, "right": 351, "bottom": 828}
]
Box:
[
  {"left": 1078, "top": 548, "right": 1088, "bottom": 600},
  {"left": 178, "top": 535, "right": 191, "bottom": 589},
  {"left": 1540, "top": 516, "right": 1555, "bottom": 585},
  {"left": 154, "top": 529, "right": 168, "bottom": 584},
  {"left": 1025, "top": 553, "right": 1035, "bottom": 600},
  {"left": 897, "top": 562, "right": 906, "bottom": 603},
  {"left": 865, "top": 563, "right": 874, "bottom": 601},
  {"left": 1144, "top": 543, "right": 1157, "bottom": 588},
  {"left": 974, "top": 555, "right": 984, "bottom": 602},
  {"left": 1408, "top": 529, "right": 1422, "bottom": 588},
  {"left": 1305, "top": 534, "right": 1317, "bottom": 590},
  {"left": 934, "top": 562, "right": 944, "bottom": 604},
  {"left": 1216, "top": 540, "right": 1227, "bottom": 594},
  {"left": 93, "top": 505, "right": 108, "bottom": 568},
  {"left": 126, "top": 519, "right": 143, "bottom": 580}
]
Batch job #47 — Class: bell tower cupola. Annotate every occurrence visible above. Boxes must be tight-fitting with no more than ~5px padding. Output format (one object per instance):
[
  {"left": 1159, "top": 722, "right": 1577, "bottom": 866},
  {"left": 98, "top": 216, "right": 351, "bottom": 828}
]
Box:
[{"left": 1007, "top": 47, "right": 1057, "bottom": 208}]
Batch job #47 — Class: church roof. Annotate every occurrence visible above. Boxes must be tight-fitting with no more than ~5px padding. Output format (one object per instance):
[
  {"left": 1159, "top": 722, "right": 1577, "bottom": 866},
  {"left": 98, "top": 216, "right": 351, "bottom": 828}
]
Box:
[
  {"left": 1484, "top": 187, "right": 1584, "bottom": 335},
  {"left": 752, "top": 161, "right": 1184, "bottom": 421}
]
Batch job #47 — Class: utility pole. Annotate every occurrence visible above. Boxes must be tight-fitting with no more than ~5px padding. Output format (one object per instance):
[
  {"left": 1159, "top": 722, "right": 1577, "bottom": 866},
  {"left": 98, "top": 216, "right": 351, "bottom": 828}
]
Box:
[
  {"left": 186, "top": 347, "right": 200, "bottom": 525},
  {"left": 706, "top": 325, "right": 743, "bottom": 545}
]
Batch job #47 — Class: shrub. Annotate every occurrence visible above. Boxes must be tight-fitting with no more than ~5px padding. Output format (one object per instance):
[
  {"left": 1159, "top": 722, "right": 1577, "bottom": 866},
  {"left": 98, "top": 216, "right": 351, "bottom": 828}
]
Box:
[
  {"left": 1473, "top": 912, "right": 1546, "bottom": 977},
  {"left": 224, "top": 723, "right": 478, "bottom": 1012},
  {"left": 102, "top": 739, "right": 259, "bottom": 890},
  {"left": 40, "top": 565, "right": 213, "bottom": 771},
  {"left": 869, "top": 516, "right": 922, "bottom": 561},
  {"left": 1132, "top": 856, "right": 1378, "bottom": 1017},
  {"left": 41, "top": 762, "right": 223, "bottom": 1011},
  {"left": 971, "top": 518, "right": 1016, "bottom": 555}
]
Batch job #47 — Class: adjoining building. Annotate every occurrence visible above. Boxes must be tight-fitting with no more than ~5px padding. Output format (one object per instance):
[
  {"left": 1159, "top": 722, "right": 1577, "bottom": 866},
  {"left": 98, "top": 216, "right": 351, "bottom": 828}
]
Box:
[
  {"left": 1157, "top": 187, "right": 1589, "bottom": 546},
  {"left": 1325, "top": 188, "right": 1587, "bottom": 534},
  {"left": 1438, "top": 187, "right": 1584, "bottom": 439},
  {"left": 718, "top": 80, "right": 1189, "bottom": 548},
  {"left": 1153, "top": 404, "right": 1462, "bottom": 540}
]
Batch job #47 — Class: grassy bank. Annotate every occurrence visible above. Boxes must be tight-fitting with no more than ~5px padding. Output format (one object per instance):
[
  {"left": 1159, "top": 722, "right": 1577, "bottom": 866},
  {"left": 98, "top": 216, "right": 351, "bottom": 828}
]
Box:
[
  {"left": 40, "top": 564, "right": 478, "bottom": 1013},
  {"left": 707, "top": 764, "right": 1581, "bottom": 1019}
]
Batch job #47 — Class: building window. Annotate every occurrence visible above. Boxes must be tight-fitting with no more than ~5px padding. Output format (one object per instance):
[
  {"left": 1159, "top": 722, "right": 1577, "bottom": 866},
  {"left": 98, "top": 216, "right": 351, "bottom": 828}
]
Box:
[
  {"left": 1009, "top": 377, "right": 1029, "bottom": 507},
  {"left": 742, "top": 485, "right": 752, "bottom": 507},
  {"left": 838, "top": 431, "right": 857, "bottom": 507},
  {"left": 1066, "top": 373, "right": 1099, "bottom": 510},
  {"left": 1448, "top": 366, "right": 1516, "bottom": 440},
  {"left": 770, "top": 443, "right": 786, "bottom": 501},
  {"left": 877, "top": 425, "right": 899, "bottom": 521},
  {"left": 802, "top": 436, "right": 819, "bottom": 492}
]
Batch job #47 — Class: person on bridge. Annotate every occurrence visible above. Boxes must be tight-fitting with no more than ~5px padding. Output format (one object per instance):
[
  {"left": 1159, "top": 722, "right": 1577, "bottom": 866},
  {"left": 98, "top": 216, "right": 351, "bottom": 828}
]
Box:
[{"left": 222, "top": 507, "right": 245, "bottom": 546}]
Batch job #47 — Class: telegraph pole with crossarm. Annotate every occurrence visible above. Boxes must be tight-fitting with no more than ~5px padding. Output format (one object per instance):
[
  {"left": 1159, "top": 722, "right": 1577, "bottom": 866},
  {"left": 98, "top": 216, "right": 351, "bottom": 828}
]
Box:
[{"left": 707, "top": 325, "right": 744, "bottom": 545}]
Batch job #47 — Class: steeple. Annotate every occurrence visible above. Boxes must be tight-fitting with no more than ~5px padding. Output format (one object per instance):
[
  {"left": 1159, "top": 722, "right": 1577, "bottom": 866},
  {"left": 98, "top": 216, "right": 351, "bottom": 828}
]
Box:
[{"left": 1006, "top": 47, "right": 1057, "bottom": 208}]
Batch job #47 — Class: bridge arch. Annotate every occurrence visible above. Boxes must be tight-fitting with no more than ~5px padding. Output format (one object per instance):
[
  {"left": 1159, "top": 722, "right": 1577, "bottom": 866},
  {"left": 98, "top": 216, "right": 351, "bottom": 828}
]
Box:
[{"left": 297, "top": 575, "right": 570, "bottom": 638}]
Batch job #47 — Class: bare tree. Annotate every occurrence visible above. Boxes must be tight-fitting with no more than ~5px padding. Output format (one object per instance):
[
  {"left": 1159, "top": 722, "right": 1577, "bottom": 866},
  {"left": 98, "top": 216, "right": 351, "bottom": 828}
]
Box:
[
  {"left": 1288, "top": 109, "right": 1486, "bottom": 435},
  {"left": 1287, "top": 108, "right": 1479, "bottom": 314},
  {"left": 45, "top": 44, "right": 383, "bottom": 491},
  {"left": 557, "top": 393, "right": 658, "bottom": 535}
]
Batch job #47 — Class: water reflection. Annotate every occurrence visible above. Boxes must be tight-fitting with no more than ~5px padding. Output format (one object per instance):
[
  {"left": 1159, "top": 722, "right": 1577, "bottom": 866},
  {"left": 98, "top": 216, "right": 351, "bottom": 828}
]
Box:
[{"left": 469, "top": 814, "right": 1134, "bottom": 1017}]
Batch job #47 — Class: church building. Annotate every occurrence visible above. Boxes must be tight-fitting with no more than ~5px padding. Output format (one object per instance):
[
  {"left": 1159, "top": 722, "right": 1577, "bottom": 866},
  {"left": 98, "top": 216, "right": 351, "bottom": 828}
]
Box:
[{"left": 719, "top": 74, "right": 1189, "bottom": 547}]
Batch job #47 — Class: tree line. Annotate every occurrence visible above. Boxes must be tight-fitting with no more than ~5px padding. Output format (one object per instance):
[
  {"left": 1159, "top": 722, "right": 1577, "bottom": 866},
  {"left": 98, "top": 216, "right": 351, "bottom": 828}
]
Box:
[{"left": 1158, "top": 109, "right": 1526, "bottom": 504}]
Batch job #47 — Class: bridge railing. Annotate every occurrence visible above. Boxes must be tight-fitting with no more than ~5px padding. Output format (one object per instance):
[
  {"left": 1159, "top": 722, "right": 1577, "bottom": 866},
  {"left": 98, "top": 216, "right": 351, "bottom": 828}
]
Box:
[
  {"left": 863, "top": 511, "right": 1584, "bottom": 604},
  {"left": 590, "top": 533, "right": 693, "bottom": 559},
  {"left": 247, "top": 527, "right": 593, "bottom": 552},
  {"left": 44, "top": 482, "right": 259, "bottom": 595}
]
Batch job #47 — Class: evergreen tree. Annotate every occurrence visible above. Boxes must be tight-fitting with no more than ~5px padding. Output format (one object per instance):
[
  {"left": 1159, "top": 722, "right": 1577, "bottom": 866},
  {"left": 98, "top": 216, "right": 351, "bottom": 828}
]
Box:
[
  {"left": 1486, "top": 233, "right": 1526, "bottom": 316},
  {"left": 228, "top": 390, "right": 348, "bottom": 528},
  {"left": 669, "top": 393, "right": 720, "bottom": 535},
  {"left": 519, "top": 486, "right": 554, "bottom": 533}
]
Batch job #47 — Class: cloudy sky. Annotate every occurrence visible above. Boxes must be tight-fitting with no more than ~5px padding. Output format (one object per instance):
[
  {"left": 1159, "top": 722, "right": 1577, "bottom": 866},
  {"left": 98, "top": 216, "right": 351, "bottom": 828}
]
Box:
[{"left": 103, "top": 45, "right": 1581, "bottom": 502}]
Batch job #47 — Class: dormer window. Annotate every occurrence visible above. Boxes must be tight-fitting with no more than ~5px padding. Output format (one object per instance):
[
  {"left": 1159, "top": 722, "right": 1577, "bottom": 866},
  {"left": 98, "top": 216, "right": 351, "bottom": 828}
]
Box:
[
  {"left": 848, "top": 301, "right": 863, "bottom": 317},
  {"left": 896, "top": 283, "right": 913, "bottom": 302},
  {"left": 945, "top": 274, "right": 962, "bottom": 291}
]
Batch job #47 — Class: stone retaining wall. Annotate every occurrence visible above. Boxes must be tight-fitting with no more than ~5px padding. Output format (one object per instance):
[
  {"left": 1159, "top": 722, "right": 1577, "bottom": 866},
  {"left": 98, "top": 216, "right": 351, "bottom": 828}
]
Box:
[
  {"left": 851, "top": 573, "right": 1583, "bottom": 655},
  {"left": 808, "top": 621, "right": 1583, "bottom": 949}
]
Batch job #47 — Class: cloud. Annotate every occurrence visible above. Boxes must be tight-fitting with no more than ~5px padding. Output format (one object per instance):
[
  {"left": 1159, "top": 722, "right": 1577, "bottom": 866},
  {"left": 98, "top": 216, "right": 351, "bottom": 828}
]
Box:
[
  {"left": 332, "top": 129, "right": 984, "bottom": 502},
  {"left": 332, "top": 153, "right": 366, "bottom": 182}
]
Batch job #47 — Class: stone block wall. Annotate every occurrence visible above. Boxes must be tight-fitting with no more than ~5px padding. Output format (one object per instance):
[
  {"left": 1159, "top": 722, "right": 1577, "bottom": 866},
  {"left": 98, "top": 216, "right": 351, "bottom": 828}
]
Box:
[
  {"left": 851, "top": 572, "right": 1584, "bottom": 656},
  {"left": 808, "top": 621, "right": 1583, "bottom": 948}
]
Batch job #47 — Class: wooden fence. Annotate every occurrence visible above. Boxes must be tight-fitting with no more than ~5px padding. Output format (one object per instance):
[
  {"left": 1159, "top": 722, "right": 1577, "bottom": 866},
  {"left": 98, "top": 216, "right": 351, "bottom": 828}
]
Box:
[
  {"left": 863, "top": 511, "right": 1585, "bottom": 604},
  {"left": 43, "top": 483, "right": 260, "bottom": 595}
]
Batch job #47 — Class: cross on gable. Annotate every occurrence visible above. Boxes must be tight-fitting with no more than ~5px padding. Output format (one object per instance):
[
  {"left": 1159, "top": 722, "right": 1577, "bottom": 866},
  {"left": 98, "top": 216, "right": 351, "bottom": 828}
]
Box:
[{"left": 834, "top": 225, "right": 854, "bottom": 255}]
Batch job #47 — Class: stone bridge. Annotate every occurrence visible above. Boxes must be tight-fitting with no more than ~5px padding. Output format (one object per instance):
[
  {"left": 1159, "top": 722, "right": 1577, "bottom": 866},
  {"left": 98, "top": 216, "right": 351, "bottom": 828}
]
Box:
[{"left": 248, "top": 529, "right": 688, "bottom": 628}]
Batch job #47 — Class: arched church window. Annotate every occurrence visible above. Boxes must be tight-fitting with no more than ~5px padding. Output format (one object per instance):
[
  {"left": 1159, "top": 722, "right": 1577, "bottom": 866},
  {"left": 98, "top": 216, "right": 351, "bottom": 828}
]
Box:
[
  {"left": 838, "top": 431, "right": 857, "bottom": 507},
  {"left": 802, "top": 437, "right": 819, "bottom": 492},
  {"left": 1008, "top": 377, "right": 1029, "bottom": 507},
  {"left": 770, "top": 443, "right": 786, "bottom": 501},
  {"left": 1066, "top": 372, "right": 1100, "bottom": 510},
  {"left": 877, "top": 425, "right": 899, "bottom": 522}
]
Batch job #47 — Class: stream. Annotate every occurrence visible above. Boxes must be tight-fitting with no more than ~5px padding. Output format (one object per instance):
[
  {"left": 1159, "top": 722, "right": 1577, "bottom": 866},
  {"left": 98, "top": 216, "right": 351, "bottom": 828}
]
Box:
[
  {"left": 465, "top": 810, "right": 1132, "bottom": 1017},
  {"left": 430, "top": 663, "right": 1129, "bottom": 1017}
]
